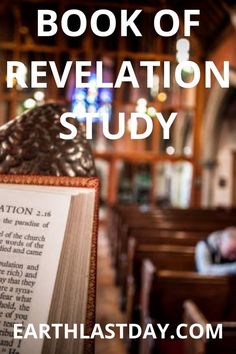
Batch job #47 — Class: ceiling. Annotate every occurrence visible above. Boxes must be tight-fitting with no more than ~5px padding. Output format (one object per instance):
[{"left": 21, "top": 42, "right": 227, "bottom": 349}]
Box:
[
  {"left": 112, "top": 0, "right": 234, "bottom": 54},
  {"left": 167, "top": 0, "right": 230, "bottom": 54}
]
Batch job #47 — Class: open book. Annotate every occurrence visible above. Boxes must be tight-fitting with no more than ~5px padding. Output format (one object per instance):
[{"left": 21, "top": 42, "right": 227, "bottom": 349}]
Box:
[{"left": 0, "top": 175, "right": 99, "bottom": 354}]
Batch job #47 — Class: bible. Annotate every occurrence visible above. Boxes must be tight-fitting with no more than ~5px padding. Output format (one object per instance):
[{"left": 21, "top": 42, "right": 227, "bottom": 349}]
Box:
[{"left": 0, "top": 174, "right": 99, "bottom": 354}]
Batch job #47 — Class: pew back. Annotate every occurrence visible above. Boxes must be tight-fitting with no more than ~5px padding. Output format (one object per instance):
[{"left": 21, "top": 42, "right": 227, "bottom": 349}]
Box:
[{"left": 184, "top": 300, "right": 236, "bottom": 354}]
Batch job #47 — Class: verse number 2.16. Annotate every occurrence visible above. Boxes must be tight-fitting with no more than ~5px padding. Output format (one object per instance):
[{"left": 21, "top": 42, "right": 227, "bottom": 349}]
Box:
[{"left": 36, "top": 210, "right": 52, "bottom": 217}]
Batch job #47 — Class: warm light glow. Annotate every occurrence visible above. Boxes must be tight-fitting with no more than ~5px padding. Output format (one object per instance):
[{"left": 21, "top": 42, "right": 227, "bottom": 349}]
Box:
[
  {"left": 135, "top": 104, "right": 147, "bottom": 114},
  {"left": 151, "top": 74, "right": 160, "bottom": 98},
  {"left": 16, "top": 66, "right": 27, "bottom": 90},
  {"left": 137, "top": 98, "right": 147, "bottom": 107},
  {"left": 176, "top": 38, "right": 190, "bottom": 63},
  {"left": 157, "top": 92, "right": 167, "bottom": 102},
  {"left": 23, "top": 98, "right": 36, "bottom": 109},
  {"left": 147, "top": 106, "right": 156, "bottom": 117},
  {"left": 184, "top": 146, "right": 192, "bottom": 156},
  {"left": 166, "top": 146, "right": 175, "bottom": 155},
  {"left": 136, "top": 97, "right": 148, "bottom": 113},
  {"left": 176, "top": 51, "right": 189, "bottom": 63},
  {"left": 127, "top": 118, "right": 132, "bottom": 132},
  {"left": 176, "top": 38, "right": 190, "bottom": 52},
  {"left": 34, "top": 91, "right": 45, "bottom": 101}
]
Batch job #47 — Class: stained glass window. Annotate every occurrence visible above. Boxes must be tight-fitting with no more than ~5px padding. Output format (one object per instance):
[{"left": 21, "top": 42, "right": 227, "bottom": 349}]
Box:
[{"left": 72, "top": 73, "right": 113, "bottom": 122}]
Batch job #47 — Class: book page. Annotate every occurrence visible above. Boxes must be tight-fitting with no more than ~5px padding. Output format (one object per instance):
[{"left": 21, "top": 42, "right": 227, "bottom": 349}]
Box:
[
  {"left": 46, "top": 190, "right": 95, "bottom": 354},
  {"left": 0, "top": 188, "right": 71, "bottom": 354}
]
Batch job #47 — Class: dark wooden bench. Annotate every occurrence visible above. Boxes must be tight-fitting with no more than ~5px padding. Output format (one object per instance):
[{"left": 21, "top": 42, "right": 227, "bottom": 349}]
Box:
[
  {"left": 122, "top": 231, "right": 203, "bottom": 309},
  {"left": 126, "top": 241, "right": 195, "bottom": 324},
  {"left": 138, "top": 266, "right": 236, "bottom": 354},
  {"left": 112, "top": 206, "right": 236, "bottom": 287},
  {"left": 108, "top": 205, "right": 236, "bottom": 354},
  {"left": 183, "top": 300, "right": 236, "bottom": 354},
  {"left": 116, "top": 219, "right": 231, "bottom": 287}
]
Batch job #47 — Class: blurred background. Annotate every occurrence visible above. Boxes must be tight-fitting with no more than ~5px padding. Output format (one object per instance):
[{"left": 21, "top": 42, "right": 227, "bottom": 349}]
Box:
[
  {"left": 1, "top": 0, "right": 236, "bottom": 212},
  {"left": 1, "top": 2, "right": 236, "bottom": 353}
]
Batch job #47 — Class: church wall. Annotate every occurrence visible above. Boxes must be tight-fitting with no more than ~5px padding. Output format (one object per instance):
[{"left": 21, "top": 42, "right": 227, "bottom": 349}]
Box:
[
  {"left": 209, "top": 27, "right": 236, "bottom": 69},
  {"left": 212, "top": 120, "right": 236, "bottom": 207},
  {"left": 202, "top": 26, "right": 236, "bottom": 207}
]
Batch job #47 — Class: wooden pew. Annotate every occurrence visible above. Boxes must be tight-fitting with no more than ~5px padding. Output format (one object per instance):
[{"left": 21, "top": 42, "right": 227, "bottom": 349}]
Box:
[
  {"left": 118, "top": 218, "right": 236, "bottom": 263},
  {"left": 114, "top": 207, "right": 236, "bottom": 287},
  {"left": 150, "top": 271, "right": 236, "bottom": 325},
  {"left": 183, "top": 300, "right": 236, "bottom": 354},
  {"left": 120, "top": 227, "right": 213, "bottom": 311},
  {"left": 116, "top": 220, "right": 223, "bottom": 288},
  {"left": 138, "top": 265, "right": 236, "bottom": 354},
  {"left": 126, "top": 240, "right": 195, "bottom": 325},
  {"left": 126, "top": 239, "right": 195, "bottom": 344},
  {"left": 129, "top": 228, "right": 207, "bottom": 244},
  {"left": 124, "top": 231, "right": 202, "bottom": 295},
  {"left": 108, "top": 205, "right": 236, "bottom": 354},
  {"left": 114, "top": 207, "right": 236, "bottom": 310},
  {"left": 126, "top": 243, "right": 195, "bottom": 354}
]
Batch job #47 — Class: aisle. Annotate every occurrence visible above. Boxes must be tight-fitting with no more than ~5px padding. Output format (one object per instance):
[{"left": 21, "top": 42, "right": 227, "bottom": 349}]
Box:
[{"left": 96, "top": 231, "right": 127, "bottom": 354}]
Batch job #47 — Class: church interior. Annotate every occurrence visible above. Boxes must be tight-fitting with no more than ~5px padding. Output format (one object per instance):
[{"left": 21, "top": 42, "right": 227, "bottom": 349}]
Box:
[{"left": 1, "top": 0, "right": 236, "bottom": 353}]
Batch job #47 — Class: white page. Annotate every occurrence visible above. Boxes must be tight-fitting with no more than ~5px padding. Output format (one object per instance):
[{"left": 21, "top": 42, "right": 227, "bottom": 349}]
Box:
[
  {"left": 0, "top": 188, "right": 71, "bottom": 354},
  {"left": 0, "top": 184, "right": 90, "bottom": 196}
]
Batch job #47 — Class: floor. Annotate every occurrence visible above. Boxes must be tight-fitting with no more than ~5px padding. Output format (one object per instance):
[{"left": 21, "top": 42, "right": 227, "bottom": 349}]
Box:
[{"left": 96, "top": 230, "right": 127, "bottom": 354}]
